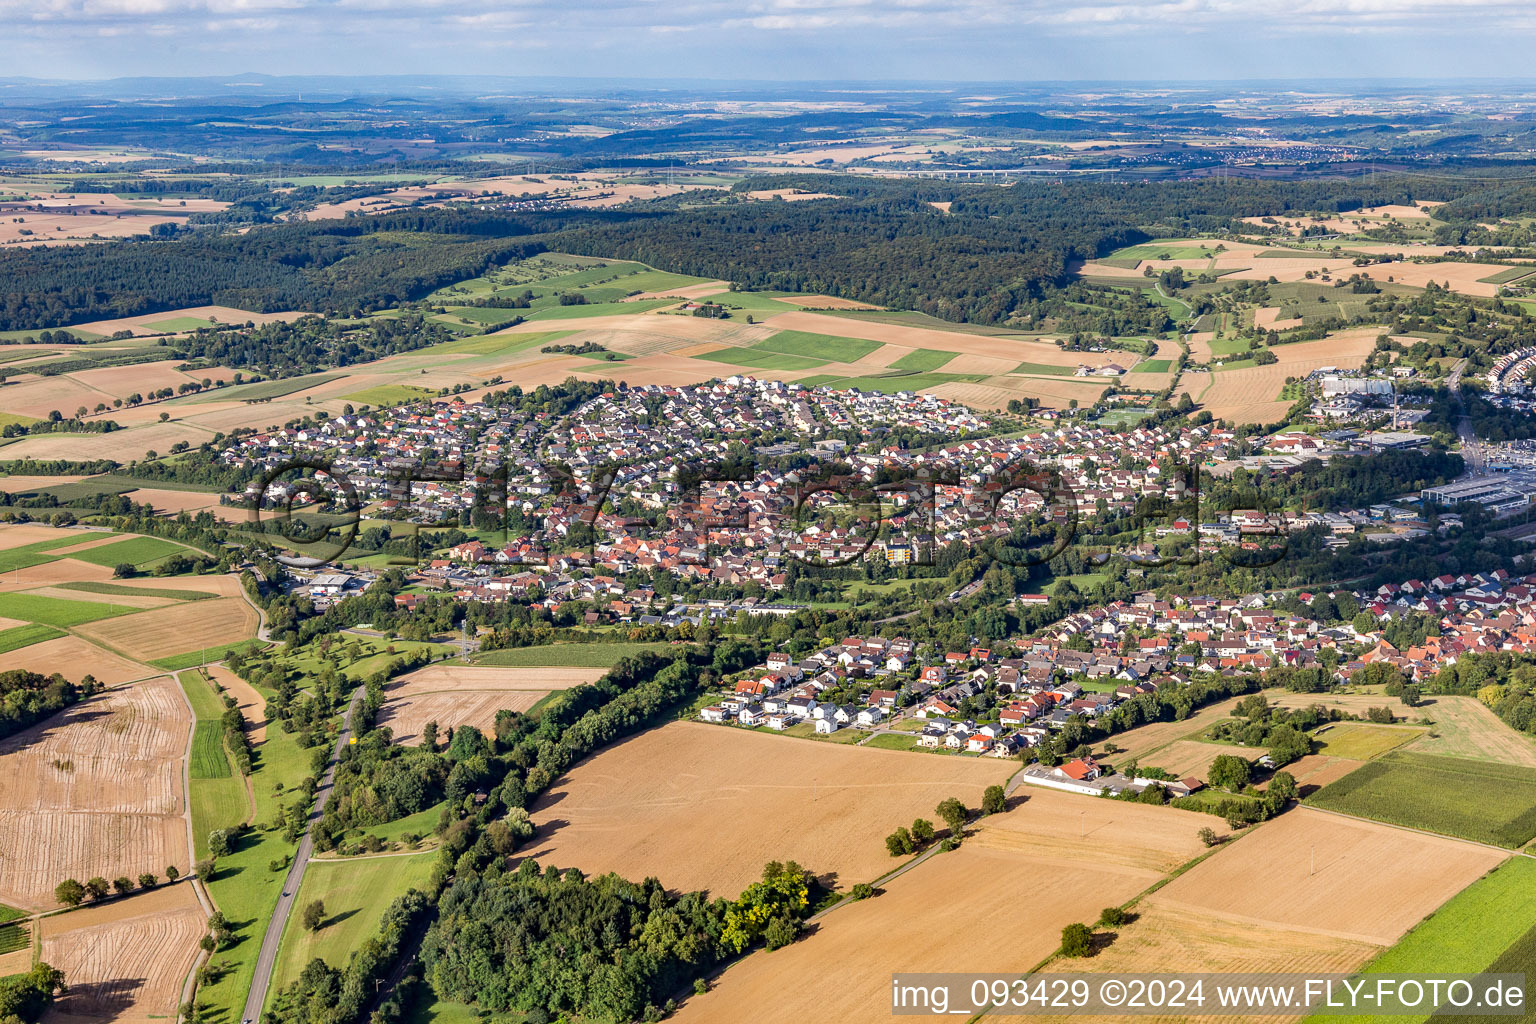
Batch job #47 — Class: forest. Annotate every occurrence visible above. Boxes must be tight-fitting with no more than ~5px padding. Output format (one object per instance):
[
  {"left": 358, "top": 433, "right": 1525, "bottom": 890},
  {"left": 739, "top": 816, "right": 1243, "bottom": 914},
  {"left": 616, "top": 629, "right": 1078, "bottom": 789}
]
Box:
[
  {"left": 0, "top": 668, "right": 101, "bottom": 742},
  {"left": 0, "top": 173, "right": 1509, "bottom": 333}
]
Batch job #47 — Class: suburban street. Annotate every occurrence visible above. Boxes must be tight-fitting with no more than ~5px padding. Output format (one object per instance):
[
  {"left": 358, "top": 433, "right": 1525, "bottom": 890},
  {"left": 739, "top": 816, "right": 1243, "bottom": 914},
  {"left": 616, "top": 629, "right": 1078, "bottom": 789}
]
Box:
[
  {"left": 1447, "top": 358, "right": 1484, "bottom": 475},
  {"left": 240, "top": 685, "right": 366, "bottom": 1023}
]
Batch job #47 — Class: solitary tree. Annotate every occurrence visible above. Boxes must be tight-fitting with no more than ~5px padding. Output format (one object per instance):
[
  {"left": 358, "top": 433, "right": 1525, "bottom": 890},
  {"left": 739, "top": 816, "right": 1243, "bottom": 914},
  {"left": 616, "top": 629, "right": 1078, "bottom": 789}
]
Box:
[
  {"left": 54, "top": 879, "right": 85, "bottom": 906},
  {"left": 112, "top": 877, "right": 135, "bottom": 896},
  {"left": 84, "top": 877, "right": 109, "bottom": 901},
  {"left": 1099, "top": 906, "right": 1128, "bottom": 927},
  {"left": 302, "top": 899, "right": 326, "bottom": 932},
  {"left": 137, "top": 872, "right": 157, "bottom": 889},
  {"left": 1060, "top": 922, "right": 1094, "bottom": 958},
  {"left": 165, "top": 865, "right": 180, "bottom": 882},
  {"left": 936, "top": 797, "right": 968, "bottom": 836},
  {"left": 982, "top": 785, "right": 1006, "bottom": 815},
  {"left": 1268, "top": 771, "right": 1299, "bottom": 803},
  {"left": 911, "top": 818, "right": 936, "bottom": 845}
]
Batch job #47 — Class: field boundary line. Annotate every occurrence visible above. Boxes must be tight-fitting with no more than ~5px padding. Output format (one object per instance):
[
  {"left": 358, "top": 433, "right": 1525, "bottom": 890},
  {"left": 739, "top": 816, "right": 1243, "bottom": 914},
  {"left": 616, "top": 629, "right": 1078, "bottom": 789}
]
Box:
[{"left": 1301, "top": 803, "right": 1535, "bottom": 858}]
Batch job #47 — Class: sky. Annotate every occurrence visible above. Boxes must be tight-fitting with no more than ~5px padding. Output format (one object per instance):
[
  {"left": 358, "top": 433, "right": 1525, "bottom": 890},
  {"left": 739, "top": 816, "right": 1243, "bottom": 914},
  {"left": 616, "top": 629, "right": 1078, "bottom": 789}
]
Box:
[{"left": 3, "top": 0, "right": 1536, "bottom": 83}]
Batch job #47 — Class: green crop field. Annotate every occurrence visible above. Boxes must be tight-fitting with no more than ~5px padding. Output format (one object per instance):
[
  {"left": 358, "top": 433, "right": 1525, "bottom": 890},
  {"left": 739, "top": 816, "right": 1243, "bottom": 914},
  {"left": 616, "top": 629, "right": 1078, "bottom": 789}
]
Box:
[
  {"left": 524, "top": 298, "right": 673, "bottom": 321},
  {"left": 1304, "top": 858, "right": 1536, "bottom": 1024},
  {"left": 179, "top": 669, "right": 226, "bottom": 719},
  {"left": 1479, "top": 267, "right": 1536, "bottom": 285},
  {"left": 68, "top": 535, "right": 188, "bottom": 567},
  {"left": 58, "top": 580, "right": 214, "bottom": 602},
  {"left": 0, "top": 622, "right": 64, "bottom": 654},
  {"left": 754, "top": 330, "right": 883, "bottom": 363},
  {"left": 1307, "top": 751, "right": 1536, "bottom": 847},
  {"left": 142, "top": 316, "right": 215, "bottom": 332},
  {"left": 1011, "top": 361, "right": 1076, "bottom": 376},
  {"left": 189, "top": 721, "right": 231, "bottom": 779},
  {"left": 809, "top": 370, "right": 989, "bottom": 394},
  {"left": 0, "top": 533, "right": 94, "bottom": 572},
  {"left": 1132, "top": 358, "right": 1172, "bottom": 373},
  {"left": 692, "top": 347, "right": 828, "bottom": 371},
  {"left": 343, "top": 384, "right": 435, "bottom": 407},
  {"left": 0, "top": 921, "right": 28, "bottom": 955},
  {"left": 888, "top": 349, "right": 957, "bottom": 371},
  {"left": 472, "top": 641, "right": 677, "bottom": 668},
  {"left": 422, "top": 329, "right": 572, "bottom": 357},
  {"left": 0, "top": 591, "right": 131, "bottom": 627}
]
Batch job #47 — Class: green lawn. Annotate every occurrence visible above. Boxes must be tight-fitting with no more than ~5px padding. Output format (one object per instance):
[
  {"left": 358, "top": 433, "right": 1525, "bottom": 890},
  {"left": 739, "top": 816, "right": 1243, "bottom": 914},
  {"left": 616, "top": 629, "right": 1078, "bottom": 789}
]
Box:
[
  {"left": 1109, "top": 242, "right": 1218, "bottom": 261},
  {"left": 1307, "top": 751, "right": 1536, "bottom": 848},
  {"left": 343, "top": 384, "right": 435, "bottom": 407},
  {"left": 1132, "top": 358, "right": 1172, "bottom": 373},
  {"left": 888, "top": 349, "right": 957, "bottom": 372},
  {"left": 403, "top": 998, "right": 482, "bottom": 1024},
  {"left": 471, "top": 641, "right": 677, "bottom": 668},
  {"left": 1303, "top": 858, "right": 1536, "bottom": 1024},
  {"left": 0, "top": 622, "right": 64, "bottom": 654},
  {"left": 67, "top": 535, "right": 189, "bottom": 568},
  {"left": 0, "top": 591, "right": 131, "bottom": 627},
  {"left": 150, "top": 639, "right": 268, "bottom": 672},
  {"left": 179, "top": 374, "right": 341, "bottom": 405},
  {"left": 865, "top": 733, "right": 919, "bottom": 751},
  {"left": 1310, "top": 722, "right": 1423, "bottom": 760},
  {"left": 196, "top": 706, "right": 320, "bottom": 1018},
  {"left": 421, "top": 329, "right": 573, "bottom": 357},
  {"left": 268, "top": 853, "right": 439, "bottom": 1000},
  {"left": 698, "top": 289, "right": 808, "bottom": 313}
]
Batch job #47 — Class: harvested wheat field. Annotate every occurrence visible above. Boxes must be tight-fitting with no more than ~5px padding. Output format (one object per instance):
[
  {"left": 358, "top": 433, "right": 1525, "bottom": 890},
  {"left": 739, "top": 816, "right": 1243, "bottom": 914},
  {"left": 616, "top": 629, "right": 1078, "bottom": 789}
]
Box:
[
  {"left": 0, "top": 676, "right": 189, "bottom": 909},
  {"left": 38, "top": 881, "right": 205, "bottom": 1023},
  {"left": 1032, "top": 901, "right": 1380, "bottom": 1024},
  {"left": 380, "top": 689, "right": 548, "bottom": 745},
  {"left": 117, "top": 488, "right": 225, "bottom": 515},
  {"left": 1198, "top": 330, "right": 1379, "bottom": 423},
  {"left": 782, "top": 294, "right": 882, "bottom": 309},
  {"left": 1138, "top": 739, "right": 1243, "bottom": 782},
  {"left": 0, "top": 558, "right": 116, "bottom": 592},
  {"left": 1151, "top": 808, "right": 1506, "bottom": 946},
  {"left": 0, "top": 423, "right": 216, "bottom": 464},
  {"left": 1267, "top": 753, "right": 1365, "bottom": 796},
  {"left": 0, "top": 524, "right": 93, "bottom": 549},
  {"left": 0, "top": 476, "right": 88, "bottom": 494},
  {"left": 0, "top": 634, "right": 150, "bottom": 684},
  {"left": 523, "top": 721, "right": 1012, "bottom": 898},
  {"left": 671, "top": 791, "right": 1208, "bottom": 1024},
  {"left": 205, "top": 665, "right": 268, "bottom": 744},
  {"left": 73, "top": 596, "right": 258, "bottom": 663},
  {"left": 21, "top": 586, "right": 175, "bottom": 609},
  {"left": 1101, "top": 693, "right": 1252, "bottom": 762},
  {"left": 390, "top": 663, "right": 603, "bottom": 695},
  {"left": 929, "top": 378, "right": 1109, "bottom": 411},
  {"left": 105, "top": 574, "right": 246, "bottom": 598},
  {"left": 1407, "top": 695, "right": 1536, "bottom": 766}
]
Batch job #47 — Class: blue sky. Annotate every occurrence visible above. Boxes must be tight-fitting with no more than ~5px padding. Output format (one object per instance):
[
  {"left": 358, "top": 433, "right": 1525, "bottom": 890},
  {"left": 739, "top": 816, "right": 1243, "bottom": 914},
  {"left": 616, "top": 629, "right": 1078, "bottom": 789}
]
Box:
[{"left": 3, "top": 0, "right": 1535, "bottom": 82}]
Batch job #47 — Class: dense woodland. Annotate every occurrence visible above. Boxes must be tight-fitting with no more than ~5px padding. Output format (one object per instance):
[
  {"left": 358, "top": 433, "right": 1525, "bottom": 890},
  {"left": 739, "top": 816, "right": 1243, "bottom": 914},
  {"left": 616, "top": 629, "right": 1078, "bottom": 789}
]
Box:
[
  {"left": 0, "top": 173, "right": 1513, "bottom": 333},
  {"left": 0, "top": 668, "right": 101, "bottom": 742}
]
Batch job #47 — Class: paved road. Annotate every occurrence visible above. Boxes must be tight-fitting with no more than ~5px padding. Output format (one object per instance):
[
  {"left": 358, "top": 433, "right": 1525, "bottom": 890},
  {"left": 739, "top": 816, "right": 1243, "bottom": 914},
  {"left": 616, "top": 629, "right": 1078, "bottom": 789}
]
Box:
[
  {"left": 1447, "top": 358, "right": 1484, "bottom": 475},
  {"left": 240, "top": 685, "right": 365, "bottom": 1023}
]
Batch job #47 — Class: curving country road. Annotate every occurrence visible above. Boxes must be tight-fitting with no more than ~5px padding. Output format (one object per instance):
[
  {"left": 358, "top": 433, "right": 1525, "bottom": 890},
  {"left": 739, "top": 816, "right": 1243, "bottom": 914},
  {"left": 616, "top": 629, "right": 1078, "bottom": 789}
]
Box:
[{"left": 240, "top": 685, "right": 364, "bottom": 1024}]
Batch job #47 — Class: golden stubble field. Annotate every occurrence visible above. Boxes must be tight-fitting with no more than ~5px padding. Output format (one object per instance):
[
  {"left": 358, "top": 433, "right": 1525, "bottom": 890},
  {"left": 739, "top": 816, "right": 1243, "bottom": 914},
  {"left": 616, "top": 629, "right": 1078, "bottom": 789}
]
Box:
[
  {"left": 73, "top": 596, "right": 259, "bottom": 663},
  {"left": 377, "top": 663, "right": 602, "bottom": 745},
  {"left": 1149, "top": 808, "right": 1506, "bottom": 946},
  {"left": 0, "top": 676, "right": 190, "bottom": 909},
  {"left": 522, "top": 721, "right": 1014, "bottom": 898},
  {"left": 37, "top": 881, "right": 206, "bottom": 1023},
  {"left": 672, "top": 789, "right": 1210, "bottom": 1024}
]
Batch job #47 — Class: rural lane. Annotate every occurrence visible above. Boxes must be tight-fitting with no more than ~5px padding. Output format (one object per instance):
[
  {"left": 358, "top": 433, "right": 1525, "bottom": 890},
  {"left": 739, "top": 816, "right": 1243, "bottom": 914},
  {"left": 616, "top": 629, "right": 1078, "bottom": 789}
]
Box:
[{"left": 240, "top": 685, "right": 365, "bottom": 1023}]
